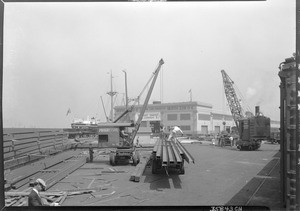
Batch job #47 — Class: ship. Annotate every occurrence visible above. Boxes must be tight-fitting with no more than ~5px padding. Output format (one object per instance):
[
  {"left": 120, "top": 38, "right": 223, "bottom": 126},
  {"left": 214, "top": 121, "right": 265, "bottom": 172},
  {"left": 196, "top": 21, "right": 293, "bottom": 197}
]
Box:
[{"left": 71, "top": 116, "right": 101, "bottom": 129}]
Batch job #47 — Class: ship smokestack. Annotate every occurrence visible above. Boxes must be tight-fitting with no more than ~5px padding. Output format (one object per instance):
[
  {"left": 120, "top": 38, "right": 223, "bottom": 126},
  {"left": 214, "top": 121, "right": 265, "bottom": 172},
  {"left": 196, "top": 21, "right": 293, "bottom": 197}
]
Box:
[{"left": 255, "top": 106, "right": 260, "bottom": 116}]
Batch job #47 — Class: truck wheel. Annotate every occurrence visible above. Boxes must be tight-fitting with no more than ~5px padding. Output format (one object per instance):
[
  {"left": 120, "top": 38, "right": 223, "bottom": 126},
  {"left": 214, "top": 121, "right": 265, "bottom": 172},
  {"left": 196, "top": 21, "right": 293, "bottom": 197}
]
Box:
[
  {"left": 180, "top": 167, "right": 185, "bottom": 175},
  {"left": 109, "top": 153, "right": 116, "bottom": 166},
  {"left": 152, "top": 158, "right": 158, "bottom": 174},
  {"left": 132, "top": 154, "right": 139, "bottom": 166},
  {"left": 179, "top": 162, "right": 185, "bottom": 174},
  {"left": 136, "top": 152, "right": 140, "bottom": 164}
]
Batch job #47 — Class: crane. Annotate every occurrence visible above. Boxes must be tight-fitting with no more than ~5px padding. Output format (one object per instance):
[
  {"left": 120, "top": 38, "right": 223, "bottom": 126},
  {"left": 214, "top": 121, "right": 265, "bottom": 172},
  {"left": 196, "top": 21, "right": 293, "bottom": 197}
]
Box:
[
  {"left": 94, "top": 59, "right": 165, "bottom": 165},
  {"left": 221, "top": 69, "right": 245, "bottom": 130},
  {"left": 130, "top": 58, "right": 164, "bottom": 143},
  {"left": 113, "top": 59, "right": 164, "bottom": 123},
  {"left": 221, "top": 69, "right": 270, "bottom": 151}
]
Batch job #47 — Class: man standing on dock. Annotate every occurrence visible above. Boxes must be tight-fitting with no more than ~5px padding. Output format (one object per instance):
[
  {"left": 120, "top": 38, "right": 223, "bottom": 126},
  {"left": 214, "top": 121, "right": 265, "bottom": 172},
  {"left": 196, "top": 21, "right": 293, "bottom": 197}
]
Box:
[
  {"left": 28, "top": 178, "right": 59, "bottom": 206},
  {"left": 168, "top": 126, "right": 183, "bottom": 142}
]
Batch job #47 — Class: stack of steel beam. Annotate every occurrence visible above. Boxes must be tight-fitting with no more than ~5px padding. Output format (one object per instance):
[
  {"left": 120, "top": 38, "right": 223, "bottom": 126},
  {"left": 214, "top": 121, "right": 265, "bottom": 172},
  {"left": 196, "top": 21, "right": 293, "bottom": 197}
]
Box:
[{"left": 152, "top": 138, "right": 194, "bottom": 166}]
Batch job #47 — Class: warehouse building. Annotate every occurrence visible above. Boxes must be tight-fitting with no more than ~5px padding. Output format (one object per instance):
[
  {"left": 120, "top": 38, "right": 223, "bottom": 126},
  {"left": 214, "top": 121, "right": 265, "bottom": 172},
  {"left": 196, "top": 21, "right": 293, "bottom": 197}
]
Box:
[{"left": 114, "top": 101, "right": 235, "bottom": 136}]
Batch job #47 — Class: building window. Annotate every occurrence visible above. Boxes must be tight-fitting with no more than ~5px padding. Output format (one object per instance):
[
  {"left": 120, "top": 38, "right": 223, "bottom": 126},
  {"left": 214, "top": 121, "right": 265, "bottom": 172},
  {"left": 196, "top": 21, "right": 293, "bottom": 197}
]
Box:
[
  {"left": 167, "top": 106, "right": 178, "bottom": 110},
  {"left": 98, "top": 135, "right": 108, "bottom": 143},
  {"left": 180, "top": 125, "right": 191, "bottom": 130},
  {"left": 214, "top": 126, "right": 221, "bottom": 133},
  {"left": 224, "top": 116, "right": 233, "bottom": 121},
  {"left": 167, "top": 114, "right": 177, "bottom": 120},
  {"left": 198, "top": 113, "right": 211, "bottom": 121},
  {"left": 180, "top": 113, "right": 191, "bottom": 120},
  {"left": 225, "top": 126, "right": 231, "bottom": 133},
  {"left": 140, "top": 121, "right": 147, "bottom": 127},
  {"left": 212, "top": 113, "right": 224, "bottom": 120},
  {"left": 201, "top": 125, "right": 208, "bottom": 134}
]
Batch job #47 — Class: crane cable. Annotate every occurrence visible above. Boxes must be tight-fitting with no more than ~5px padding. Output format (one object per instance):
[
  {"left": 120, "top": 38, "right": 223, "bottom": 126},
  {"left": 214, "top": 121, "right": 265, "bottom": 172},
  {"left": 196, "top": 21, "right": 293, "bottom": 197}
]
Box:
[
  {"left": 130, "top": 63, "right": 160, "bottom": 107},
  {"left": 225, "top": 71, "right": 252, "bottom": 114},
  {"left": 233, "top": 82, "right": 253, "bottom": 115}
]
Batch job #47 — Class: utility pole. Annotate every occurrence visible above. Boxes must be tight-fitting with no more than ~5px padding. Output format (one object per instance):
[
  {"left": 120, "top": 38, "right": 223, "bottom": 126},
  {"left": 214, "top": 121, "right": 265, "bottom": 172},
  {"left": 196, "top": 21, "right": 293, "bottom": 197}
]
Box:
[{"left": 107, "top": 70, "right": 117, "bottom": 122}]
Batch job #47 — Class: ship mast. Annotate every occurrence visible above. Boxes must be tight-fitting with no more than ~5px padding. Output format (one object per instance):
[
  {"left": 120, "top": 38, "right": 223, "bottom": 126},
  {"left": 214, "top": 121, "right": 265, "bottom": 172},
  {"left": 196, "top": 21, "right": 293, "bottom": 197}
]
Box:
[{"left": 107, "top": 70, "right": 117, "bottom": 122}]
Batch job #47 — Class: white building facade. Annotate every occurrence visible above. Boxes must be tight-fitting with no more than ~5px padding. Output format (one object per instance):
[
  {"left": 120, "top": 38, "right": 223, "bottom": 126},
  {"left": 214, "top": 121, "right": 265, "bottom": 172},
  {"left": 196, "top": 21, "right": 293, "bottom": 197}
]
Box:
[{"left": 114, "top": 101, "right": 235, "bottom": 136}]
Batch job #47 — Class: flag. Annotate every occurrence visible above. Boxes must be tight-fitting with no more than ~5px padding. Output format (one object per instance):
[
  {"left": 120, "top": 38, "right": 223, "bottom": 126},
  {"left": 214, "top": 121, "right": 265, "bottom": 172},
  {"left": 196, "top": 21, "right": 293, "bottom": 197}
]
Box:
[{"left": 66, "top": 108, "right": 71, "bottom": 116}]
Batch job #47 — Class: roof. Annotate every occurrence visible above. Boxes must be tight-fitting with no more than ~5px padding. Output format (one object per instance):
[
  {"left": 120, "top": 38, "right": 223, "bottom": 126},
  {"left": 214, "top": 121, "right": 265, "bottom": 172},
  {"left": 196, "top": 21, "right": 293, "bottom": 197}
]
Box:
[{"left": 114, "top": 101, "right": 213, "bottom": 109}]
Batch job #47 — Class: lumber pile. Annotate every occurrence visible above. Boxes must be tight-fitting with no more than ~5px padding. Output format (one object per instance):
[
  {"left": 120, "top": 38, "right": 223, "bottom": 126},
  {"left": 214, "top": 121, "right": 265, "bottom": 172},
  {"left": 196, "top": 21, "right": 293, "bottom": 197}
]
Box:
[
  {"left": 4, "top": 150, "right": 84, "bottom": 191},
  {"left": 3, "top": 129, "right": 69, "bottom": 162},
  {"left": 43, "top": 156, "right": 88, "bottom": 190},
  {"left": 130, "top": 152, "right": 151, "bottom": 182}
]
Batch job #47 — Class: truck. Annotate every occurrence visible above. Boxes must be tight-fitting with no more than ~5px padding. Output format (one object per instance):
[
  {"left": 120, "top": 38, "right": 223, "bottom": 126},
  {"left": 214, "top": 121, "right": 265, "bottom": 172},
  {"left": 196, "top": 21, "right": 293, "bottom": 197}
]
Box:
[
  {"left": 95, "top": 122, "right": 140, "bottom": 165},
  {"left": 236, "top": 112, "right": 271, "bottom": 150}
]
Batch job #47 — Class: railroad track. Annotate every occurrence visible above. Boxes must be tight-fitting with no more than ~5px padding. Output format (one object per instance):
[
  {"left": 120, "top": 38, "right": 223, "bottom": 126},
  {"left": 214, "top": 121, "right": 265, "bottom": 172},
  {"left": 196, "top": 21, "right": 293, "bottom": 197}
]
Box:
[{"left": 245, "top": 158, "right": 280, "bottom": 206}]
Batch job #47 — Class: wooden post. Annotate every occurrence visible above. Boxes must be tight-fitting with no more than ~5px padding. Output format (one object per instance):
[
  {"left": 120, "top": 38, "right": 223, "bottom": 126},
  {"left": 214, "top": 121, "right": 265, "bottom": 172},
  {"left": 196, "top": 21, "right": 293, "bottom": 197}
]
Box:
[
  {"left": 11, "top": 139, "right": 16, "bottom": 159},
  {"left": 53, "top": 132, "right": 57, "bottom": 150},
  {"left": 37, "top": 132, "right": 41, "bottom": 154}
]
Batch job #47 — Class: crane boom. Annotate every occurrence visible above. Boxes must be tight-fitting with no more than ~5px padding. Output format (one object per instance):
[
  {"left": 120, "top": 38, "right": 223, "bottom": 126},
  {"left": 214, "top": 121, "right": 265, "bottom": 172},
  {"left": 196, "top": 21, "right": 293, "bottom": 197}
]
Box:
[
  {"left": 221, "top": 70, "right": 244, "bottom": 129},
  {"left": 113, "top": 59, "right": 164, "bottom": 123},
  {"left": 100, "top": 96, "right": 110, "bottom": 122},
  {"left": 130, "top": 58, "right": 164, "bottom": 142}
]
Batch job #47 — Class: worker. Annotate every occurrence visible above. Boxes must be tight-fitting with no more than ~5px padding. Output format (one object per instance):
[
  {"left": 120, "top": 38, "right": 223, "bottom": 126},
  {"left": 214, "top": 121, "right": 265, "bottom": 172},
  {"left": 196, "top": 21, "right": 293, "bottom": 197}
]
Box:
[
  {"left": 120, "top": 127, "right": 130, "bottom": 146},
  {"left": 212, "top": 136, "right": 216, "bottom": 146},
  {"left": 120, "top": 127, "right": 128, "bottom": 139},
  {"left": 229, "top": 136, "right": 234, "bottom": 147},
  {"left": 89, "top": 143, "right": 94, "bottom": 163},
  {"left": 28, "top": 178, "right": 59, "bottom": 206},
  {"left": 168, "top": 126, "right": 183, "bottom": 142},
  {"left": 159, "top": 124, "right": 165, "bottom": 139}
]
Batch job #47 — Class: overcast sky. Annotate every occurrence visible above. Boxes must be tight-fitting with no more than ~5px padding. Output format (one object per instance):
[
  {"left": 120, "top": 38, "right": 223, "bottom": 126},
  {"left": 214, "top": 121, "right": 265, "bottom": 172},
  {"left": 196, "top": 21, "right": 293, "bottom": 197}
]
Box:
[{"left": 3, "top": 0, "right": 295, "bottom": 128}]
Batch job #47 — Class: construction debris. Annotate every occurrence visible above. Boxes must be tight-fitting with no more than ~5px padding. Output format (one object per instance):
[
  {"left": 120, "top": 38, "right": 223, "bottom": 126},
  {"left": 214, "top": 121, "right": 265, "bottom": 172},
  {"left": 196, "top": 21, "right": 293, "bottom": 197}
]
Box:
[{"left": 5, "top": 185, "right": 112, "bottom": 207}]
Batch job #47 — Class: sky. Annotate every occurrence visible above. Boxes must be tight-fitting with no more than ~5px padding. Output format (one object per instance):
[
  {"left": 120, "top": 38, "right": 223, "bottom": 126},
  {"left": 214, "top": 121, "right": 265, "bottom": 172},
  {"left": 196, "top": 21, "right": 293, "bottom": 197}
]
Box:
[{"left": 3, "top": 0, "right": 295, "bottom": 128}]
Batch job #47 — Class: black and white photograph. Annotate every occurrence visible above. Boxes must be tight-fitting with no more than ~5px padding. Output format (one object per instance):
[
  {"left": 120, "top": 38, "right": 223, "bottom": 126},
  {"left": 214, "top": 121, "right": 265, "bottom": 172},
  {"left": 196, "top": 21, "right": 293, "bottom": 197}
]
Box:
[{"left": 1, "top": 0, "right": 298, "bottom": 210}]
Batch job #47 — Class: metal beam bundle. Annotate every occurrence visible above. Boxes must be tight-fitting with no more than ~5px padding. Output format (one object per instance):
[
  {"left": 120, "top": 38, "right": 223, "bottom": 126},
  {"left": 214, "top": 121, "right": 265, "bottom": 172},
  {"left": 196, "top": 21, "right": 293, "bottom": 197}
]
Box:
[
  {"left": 175, "top": 141, "right": 195, "bottom": 164},
  {"left": 152, "top": 138, "right": 194, "bottom": 166}
]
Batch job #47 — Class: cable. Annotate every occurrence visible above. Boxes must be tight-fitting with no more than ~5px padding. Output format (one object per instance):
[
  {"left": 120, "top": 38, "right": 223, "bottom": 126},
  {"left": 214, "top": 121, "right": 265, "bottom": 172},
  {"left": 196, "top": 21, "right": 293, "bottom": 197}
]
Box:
[
  {"left": 160, "top": 65, "right": 164, "bottom": 103},
  {"left": 233, "top": 82, "right": 253, "bottom": 115}
]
